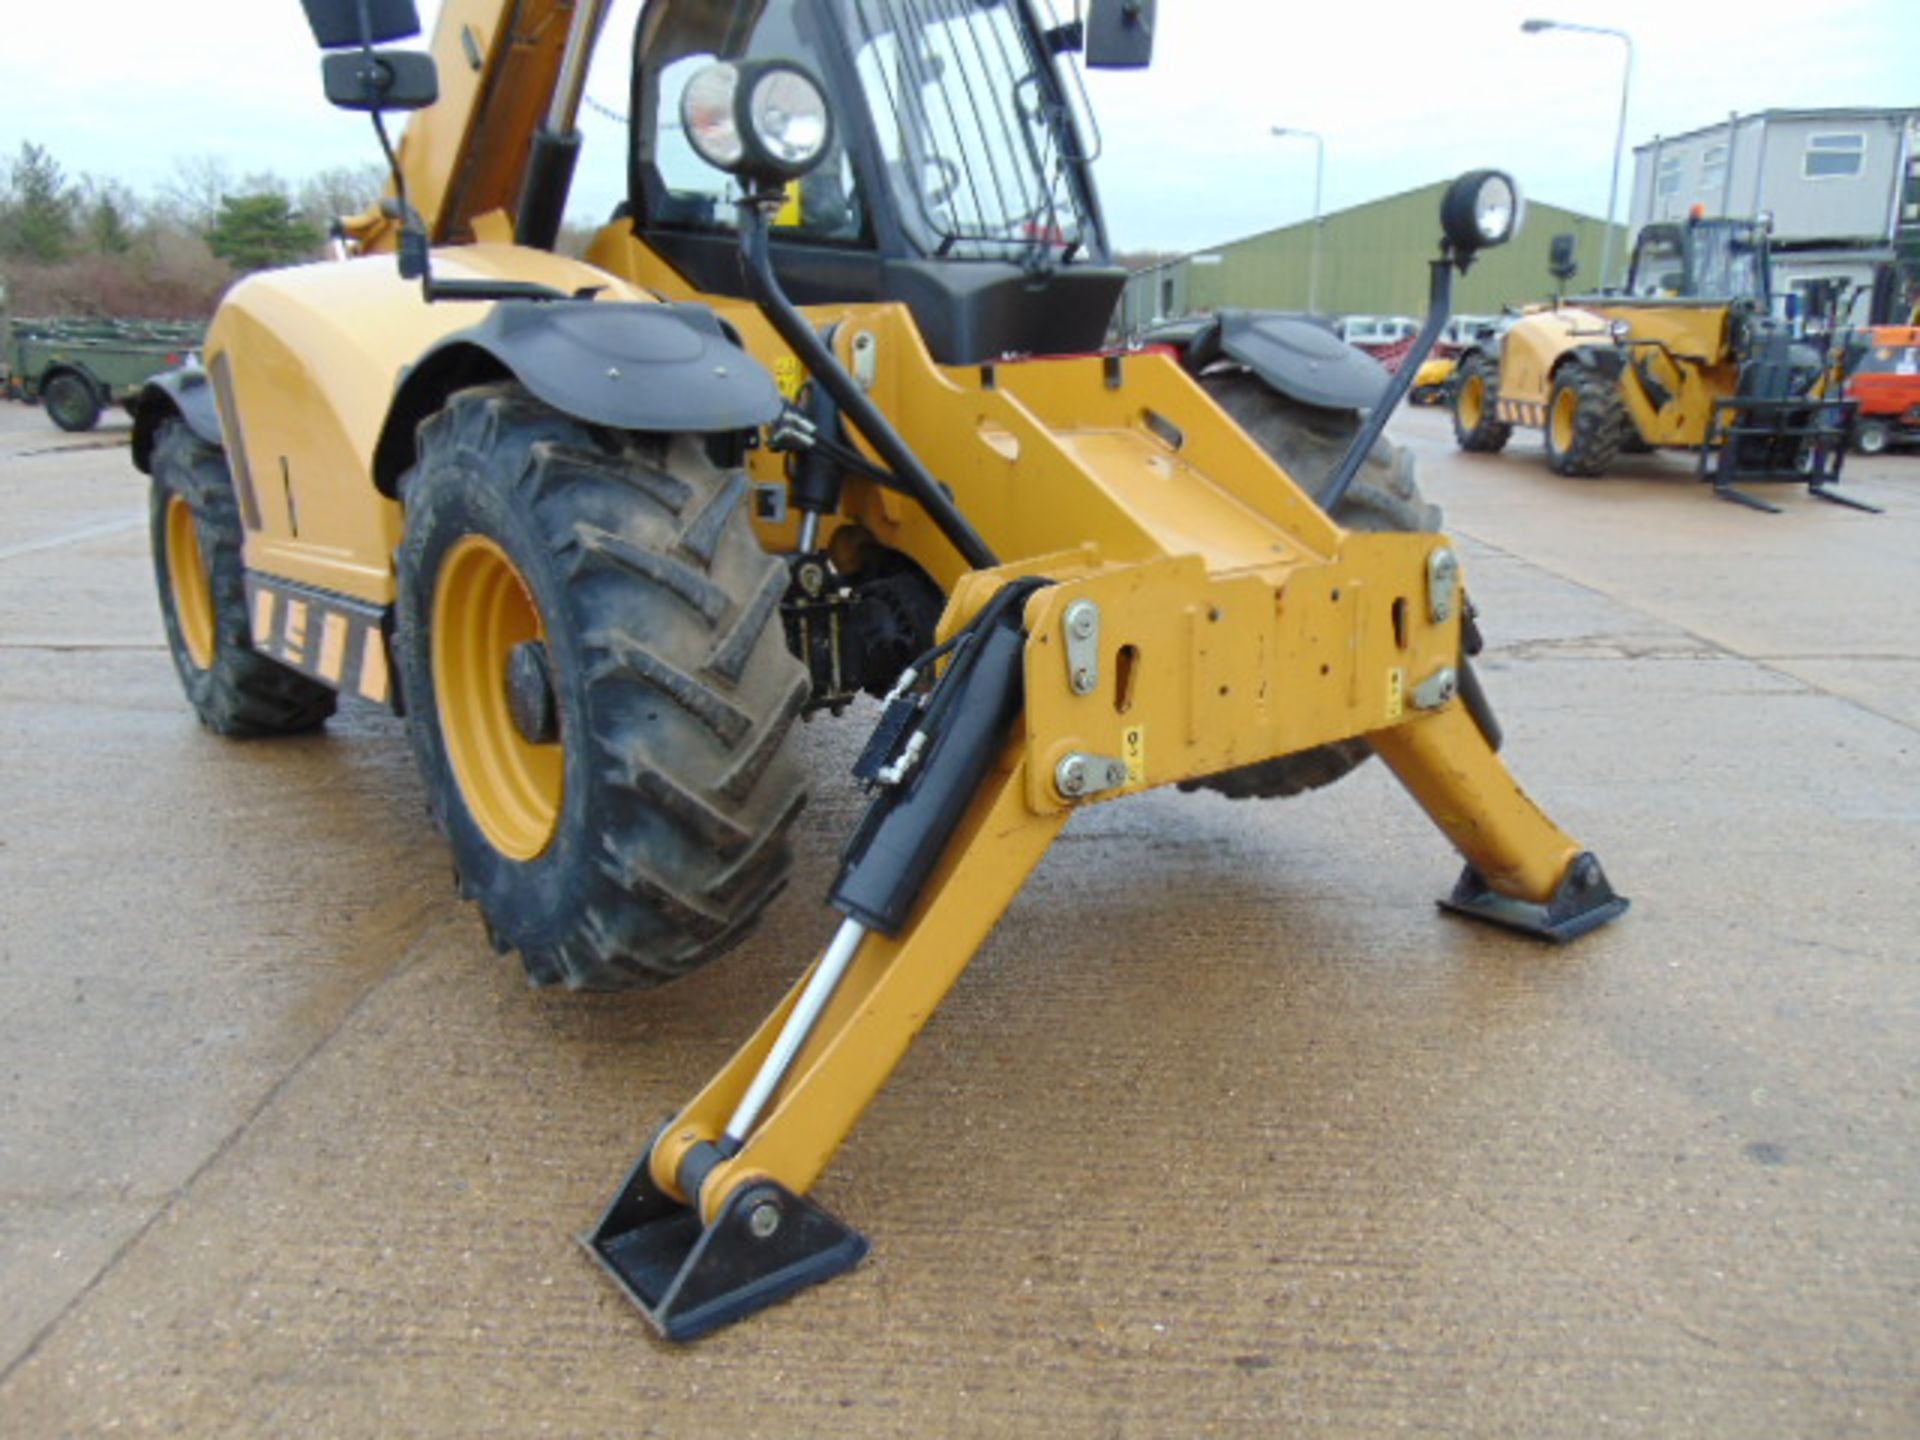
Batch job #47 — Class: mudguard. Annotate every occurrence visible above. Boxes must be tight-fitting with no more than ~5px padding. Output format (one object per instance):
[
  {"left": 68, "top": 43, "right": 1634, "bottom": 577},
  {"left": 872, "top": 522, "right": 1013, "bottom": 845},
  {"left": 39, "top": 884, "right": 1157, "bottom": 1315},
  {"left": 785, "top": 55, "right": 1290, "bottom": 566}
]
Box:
[
  {"left": 131, "top": 365, "right": 223, "bottom": 474},
  {"left": 1147, "top": 308, "right": 1390, "bottom": 412},
  {"left": 1562, "top": 344, "right": 1627, "bottom": 379},
  {"left": 371, "top": 300, "right": 784, "bottom": 492}
]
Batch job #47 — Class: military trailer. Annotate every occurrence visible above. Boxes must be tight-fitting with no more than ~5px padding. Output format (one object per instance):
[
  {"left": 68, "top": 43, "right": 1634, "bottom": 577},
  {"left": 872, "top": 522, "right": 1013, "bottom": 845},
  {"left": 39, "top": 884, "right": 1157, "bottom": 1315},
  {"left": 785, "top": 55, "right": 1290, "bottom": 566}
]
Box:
[{"left": 5, "top": 317, "right": 206, "bottom": 432}]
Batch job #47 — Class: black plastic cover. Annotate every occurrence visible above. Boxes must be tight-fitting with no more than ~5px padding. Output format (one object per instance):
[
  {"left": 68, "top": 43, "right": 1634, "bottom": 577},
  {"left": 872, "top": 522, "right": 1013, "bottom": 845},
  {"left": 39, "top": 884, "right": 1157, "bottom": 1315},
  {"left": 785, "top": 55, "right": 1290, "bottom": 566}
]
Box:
[
  {"left": 1215, "top": 309, "right": 1392, "bottom": 411},
  {"left": 131, "top": 366, "right": 223, "bottom": 474},
  {"left": 372, "top": 300, "right": 782, "bottom": 491}
]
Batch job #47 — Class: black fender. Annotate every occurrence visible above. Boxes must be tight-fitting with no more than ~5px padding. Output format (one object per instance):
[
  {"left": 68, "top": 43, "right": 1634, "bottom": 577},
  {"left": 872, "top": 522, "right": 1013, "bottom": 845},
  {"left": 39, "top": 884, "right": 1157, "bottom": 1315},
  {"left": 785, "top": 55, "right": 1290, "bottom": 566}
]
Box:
[
  {"left": 1557, "top": 344, "right": 1627, "bottom": 381},
  {"left": 1144, "top": 307, "right": 1390, "bottom": 412},
  {"left": 131, "top": 365, "right": 223, "bottom": 474},
  {"left": 371, "top": 300, "right": 785, "bottom": 496}
]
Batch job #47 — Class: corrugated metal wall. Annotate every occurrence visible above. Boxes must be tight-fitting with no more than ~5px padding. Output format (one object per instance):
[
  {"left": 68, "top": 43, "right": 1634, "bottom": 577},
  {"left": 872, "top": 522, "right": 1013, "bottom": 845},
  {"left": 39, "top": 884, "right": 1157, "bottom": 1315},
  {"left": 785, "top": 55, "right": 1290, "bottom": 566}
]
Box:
[{"left": 1121, "top": 181, "right": 1624, "bottom": 331}]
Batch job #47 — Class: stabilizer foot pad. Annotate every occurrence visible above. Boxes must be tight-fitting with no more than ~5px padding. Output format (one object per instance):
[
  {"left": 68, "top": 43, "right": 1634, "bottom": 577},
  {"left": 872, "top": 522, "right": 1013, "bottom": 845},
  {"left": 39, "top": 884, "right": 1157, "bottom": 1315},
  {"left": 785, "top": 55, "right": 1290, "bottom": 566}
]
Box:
[
  {"left": 1440, "top": 851, "right": 1628, "bottom": 944},
  {"left": 584, "top": 1145, "right": 869, "bottom": 1343}
]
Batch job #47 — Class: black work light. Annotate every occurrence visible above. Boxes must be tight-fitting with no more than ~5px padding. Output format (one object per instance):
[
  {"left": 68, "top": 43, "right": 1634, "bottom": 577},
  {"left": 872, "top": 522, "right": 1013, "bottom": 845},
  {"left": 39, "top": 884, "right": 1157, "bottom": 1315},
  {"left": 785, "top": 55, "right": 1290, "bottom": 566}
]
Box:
[
  {"left": 1440, "top": 169, "right": 1524, "bottom": 259},
  {"left": 682, "top": 59, "right": 834, "bottom": 185}
]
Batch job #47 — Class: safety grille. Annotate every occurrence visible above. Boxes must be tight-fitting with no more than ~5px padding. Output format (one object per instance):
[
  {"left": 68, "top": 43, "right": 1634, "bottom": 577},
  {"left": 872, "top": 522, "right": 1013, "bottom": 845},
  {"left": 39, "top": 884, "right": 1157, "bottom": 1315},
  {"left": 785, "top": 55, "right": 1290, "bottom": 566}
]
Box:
[{"left": 844, "top": 0, "right": 1095, "bottom": 262}]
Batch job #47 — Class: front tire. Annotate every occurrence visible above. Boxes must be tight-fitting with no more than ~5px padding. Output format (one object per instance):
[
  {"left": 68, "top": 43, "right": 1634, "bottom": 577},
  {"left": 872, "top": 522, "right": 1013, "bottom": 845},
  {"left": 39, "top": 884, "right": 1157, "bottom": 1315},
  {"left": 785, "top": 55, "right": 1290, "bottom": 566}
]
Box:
[
  {"left": 1544, "top": 365, "right": 1625, "bottom": 477},
  {"left": 1184, "top": 371, "right": 1440, "bottom": 802},
  {"left": 394, "top": 384, "right": 809, "bottom": 990},
  {"left": 1451, "top": 351, "right": 1512, "bottom": 453},
  {"left": 149, "top": 421, "right": 338, "bottom": 736},
  {"left": 44, "top": 371, "right": 102, "bottom": 433},
  {"left": 1854, "top": 418, "right": 1891, "bottom": 456}
]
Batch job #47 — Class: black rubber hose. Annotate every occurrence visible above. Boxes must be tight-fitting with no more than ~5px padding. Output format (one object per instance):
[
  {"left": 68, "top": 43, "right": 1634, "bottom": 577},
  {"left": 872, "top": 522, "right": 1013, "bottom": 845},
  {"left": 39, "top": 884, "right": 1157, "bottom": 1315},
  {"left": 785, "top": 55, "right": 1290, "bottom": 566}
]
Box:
[{"left": 738, "top": 204, "right": 997, "bottom": 571}]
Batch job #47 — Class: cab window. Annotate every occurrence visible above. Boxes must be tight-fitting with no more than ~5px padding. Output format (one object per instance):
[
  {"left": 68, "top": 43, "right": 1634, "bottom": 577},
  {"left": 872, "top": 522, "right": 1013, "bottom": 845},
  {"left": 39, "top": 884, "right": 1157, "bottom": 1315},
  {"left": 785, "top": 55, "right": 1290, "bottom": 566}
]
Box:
[
  {"left": 636, "top": 10, "right": 868, "bottom": 244},
  {"left": 1633, "top": 233, "right": 1687, "bottom": 296}
]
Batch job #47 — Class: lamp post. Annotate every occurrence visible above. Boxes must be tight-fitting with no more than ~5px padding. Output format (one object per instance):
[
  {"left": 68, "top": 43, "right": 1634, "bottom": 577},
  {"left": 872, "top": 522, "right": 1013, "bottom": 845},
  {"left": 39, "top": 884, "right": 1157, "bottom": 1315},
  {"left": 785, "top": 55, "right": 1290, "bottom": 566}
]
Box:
[
  {"left": 1521, "top": 17, "right": 1634, "bottom": 291},
  {"left": 1271, "top": 126, "right": 1324, "bottom": 313}
]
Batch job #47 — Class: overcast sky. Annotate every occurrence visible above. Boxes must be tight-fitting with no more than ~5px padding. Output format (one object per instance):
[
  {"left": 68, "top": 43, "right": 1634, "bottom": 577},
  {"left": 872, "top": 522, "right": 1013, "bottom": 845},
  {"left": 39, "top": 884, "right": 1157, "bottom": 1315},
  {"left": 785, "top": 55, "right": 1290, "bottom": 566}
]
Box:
[{"left": 3, "top": 0, "right": 1914, "bottom": 254}]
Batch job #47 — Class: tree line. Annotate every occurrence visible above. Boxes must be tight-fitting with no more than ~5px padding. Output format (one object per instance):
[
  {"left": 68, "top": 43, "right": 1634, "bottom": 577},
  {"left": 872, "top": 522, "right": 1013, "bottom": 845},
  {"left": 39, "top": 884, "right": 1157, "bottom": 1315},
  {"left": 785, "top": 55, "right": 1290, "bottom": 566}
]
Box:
[{"left": 0, "top": 141, "right": 386, "bottom": 322}]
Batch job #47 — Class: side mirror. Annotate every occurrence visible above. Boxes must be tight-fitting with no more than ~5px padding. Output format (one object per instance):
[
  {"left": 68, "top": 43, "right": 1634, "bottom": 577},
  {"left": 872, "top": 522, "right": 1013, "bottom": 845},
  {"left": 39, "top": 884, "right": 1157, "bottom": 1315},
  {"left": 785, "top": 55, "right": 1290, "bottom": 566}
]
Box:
[
  {"left": 1086, "top": 0, "right": 1156, "bottom": 69},
  {"left": 322, "top": 49, "right": 439, "bottom": 111},
  {"left": 303, "top": 0, "right": 437, "bottom": 114},
  {"left": 1548, "top": 232, "right": 1578, "bottom": 283},
  {"left": 300, "top": 0, "right": 421, "bottom": 49}
]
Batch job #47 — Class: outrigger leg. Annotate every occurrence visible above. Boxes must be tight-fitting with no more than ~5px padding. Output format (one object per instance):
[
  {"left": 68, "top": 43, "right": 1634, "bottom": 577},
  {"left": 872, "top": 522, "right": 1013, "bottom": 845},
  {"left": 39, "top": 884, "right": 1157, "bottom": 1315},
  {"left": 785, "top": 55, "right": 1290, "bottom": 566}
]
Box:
[
  {"left": 586, "top": 578, "right": 1068, "bottom": 1340},
  {"left": 589, "top": 552, "right": 1628, "bottom": 1340}
]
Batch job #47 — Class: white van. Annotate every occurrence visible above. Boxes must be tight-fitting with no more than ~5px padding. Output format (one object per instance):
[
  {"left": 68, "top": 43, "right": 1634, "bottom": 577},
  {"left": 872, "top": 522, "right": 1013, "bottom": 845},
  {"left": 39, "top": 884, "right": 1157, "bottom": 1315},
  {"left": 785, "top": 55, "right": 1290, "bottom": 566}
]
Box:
[{"left": 1337, "top": 315, "right": 1420, "bottom": 347}]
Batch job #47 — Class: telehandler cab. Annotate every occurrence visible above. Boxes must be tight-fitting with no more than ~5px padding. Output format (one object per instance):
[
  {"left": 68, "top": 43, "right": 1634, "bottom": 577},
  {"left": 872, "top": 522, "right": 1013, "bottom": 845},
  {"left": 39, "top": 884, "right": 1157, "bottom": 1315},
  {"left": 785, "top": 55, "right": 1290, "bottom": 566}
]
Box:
[
  {"left": 1452, "top": 212, "right": 1875, "bottom": 512},
  {"left": 133, "top": 0, "right": 1627, "bottom": 1340}
]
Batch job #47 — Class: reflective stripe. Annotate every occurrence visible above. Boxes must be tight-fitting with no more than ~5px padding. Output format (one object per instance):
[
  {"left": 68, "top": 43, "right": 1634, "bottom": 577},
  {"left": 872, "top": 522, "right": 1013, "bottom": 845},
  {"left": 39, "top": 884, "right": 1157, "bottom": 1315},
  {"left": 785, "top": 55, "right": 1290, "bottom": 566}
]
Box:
[{"left": 242, "top": 574, "right": 391, "bottom": 705}]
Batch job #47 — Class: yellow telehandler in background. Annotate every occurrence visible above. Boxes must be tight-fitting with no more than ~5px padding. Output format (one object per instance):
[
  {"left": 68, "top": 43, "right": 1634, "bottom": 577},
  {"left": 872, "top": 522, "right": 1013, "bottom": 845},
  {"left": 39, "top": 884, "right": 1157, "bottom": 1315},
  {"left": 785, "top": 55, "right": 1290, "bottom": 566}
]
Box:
[
  {"left": 132, "top": 0, "right": 1627, "bottom": 1340},
  {"left": 1451, "top": 212, "right": 1875, "bottom": 513}
]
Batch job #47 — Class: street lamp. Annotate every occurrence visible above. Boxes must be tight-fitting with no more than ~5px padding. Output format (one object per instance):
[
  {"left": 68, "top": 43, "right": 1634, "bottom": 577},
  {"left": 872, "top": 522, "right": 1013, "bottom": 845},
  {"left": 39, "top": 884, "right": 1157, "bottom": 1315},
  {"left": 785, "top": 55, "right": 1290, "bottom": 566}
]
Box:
[
  {"left": 1271, "top": 126, "right": 1324, "bottom": 314},
  {"left": 1521, "top": 17, "right": 1634, "bottom": 291}
]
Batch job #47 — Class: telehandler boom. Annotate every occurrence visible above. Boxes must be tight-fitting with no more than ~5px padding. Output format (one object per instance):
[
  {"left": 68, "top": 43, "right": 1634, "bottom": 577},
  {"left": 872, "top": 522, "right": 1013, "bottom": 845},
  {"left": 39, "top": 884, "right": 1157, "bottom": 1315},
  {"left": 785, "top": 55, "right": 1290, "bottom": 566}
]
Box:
[{"left": 133, "top": 0, "right": 1627, "bottom": 1340}]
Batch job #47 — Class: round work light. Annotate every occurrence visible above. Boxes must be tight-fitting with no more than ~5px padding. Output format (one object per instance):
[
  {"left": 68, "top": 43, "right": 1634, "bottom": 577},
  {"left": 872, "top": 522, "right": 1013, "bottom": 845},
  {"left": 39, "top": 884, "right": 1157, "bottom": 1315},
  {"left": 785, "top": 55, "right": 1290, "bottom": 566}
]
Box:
[
  {"left": 1439, "top": 169, "right": 1525, "bottom": 258},
  {"left": 680, "top": 59, "right": 833, "bottom": 185},
  {"left": 681, "top": 62, "right": 745, "bottom": 170}
]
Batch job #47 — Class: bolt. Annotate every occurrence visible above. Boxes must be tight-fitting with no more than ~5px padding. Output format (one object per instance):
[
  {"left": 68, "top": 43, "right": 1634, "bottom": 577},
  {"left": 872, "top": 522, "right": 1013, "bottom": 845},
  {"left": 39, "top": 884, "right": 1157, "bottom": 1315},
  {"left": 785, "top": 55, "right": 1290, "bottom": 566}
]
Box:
[
  {"left": 1058, "top": 757, "right": 1087, "bottom": 797},
  {"left": 1067, "top": 603, "right": 1097, "bottom": 640},
  {"left": 748, "top": 1201, "right": 782, "bottom": 1239},
  {"left": 1071, "top": 666, "right": 1093, "bottom": 693},
  {"left": 606, "top": 366, "right": 621, "bottom": 380}
]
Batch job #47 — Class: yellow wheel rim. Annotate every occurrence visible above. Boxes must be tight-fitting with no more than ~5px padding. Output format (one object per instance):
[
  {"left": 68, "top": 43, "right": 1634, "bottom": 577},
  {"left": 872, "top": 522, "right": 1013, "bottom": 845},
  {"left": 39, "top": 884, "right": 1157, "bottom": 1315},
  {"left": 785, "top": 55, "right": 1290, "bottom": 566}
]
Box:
[
  {"left": 431, "top": 535, "right": 563, "bottom": 861},
  {"left": 1551, "top": 385, "right": 1579, "bottom": 453},
  {"left": 165, "top": 494, "right": 217, "bottom": 670},
  {"left": 1459, "top": 373, "right": 1484, "bottom": 431}
]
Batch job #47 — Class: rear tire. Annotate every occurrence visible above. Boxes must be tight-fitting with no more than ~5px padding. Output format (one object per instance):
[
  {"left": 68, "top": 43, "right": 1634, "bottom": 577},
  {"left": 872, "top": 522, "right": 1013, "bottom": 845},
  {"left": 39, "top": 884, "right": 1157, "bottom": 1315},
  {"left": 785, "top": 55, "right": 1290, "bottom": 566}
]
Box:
[
  {"left": 393, "top": 383, "right": 809, "bottom": 990},
  {"left": 1451, "top": 351, "right": 1511, "bottom": 453},
  {"left": 1184, "top": 371, "right": 1440, "bottom": 802},
  {"left": 1544, "top": 365, "right": 1625, "bottom": 477},
  {"left": 149, "top": 420, "right": 338, "bottom": 736},
  {"left": 1854, "top": 418, "right": 1891, "bottom": 456},
  {"left": 44, "top": 371, "right": 102, "bottom": 433}
]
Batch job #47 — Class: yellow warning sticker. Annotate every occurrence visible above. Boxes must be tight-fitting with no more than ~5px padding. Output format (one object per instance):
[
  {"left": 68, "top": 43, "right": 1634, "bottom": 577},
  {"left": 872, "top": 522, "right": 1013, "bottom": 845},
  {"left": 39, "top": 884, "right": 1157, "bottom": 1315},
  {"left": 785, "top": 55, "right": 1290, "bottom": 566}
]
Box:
[
  {"left": 773, "top": 356, "right": 804, "bottom": 400},
  {"left": 1123, "top": 724, "right": 1147, "bottom": 786},
  {"left": 1386, "top": 667, "right": 1405, "bottom": 721},
  {"left": 775, "top": 180, "right": 803, "bottom": 228}
]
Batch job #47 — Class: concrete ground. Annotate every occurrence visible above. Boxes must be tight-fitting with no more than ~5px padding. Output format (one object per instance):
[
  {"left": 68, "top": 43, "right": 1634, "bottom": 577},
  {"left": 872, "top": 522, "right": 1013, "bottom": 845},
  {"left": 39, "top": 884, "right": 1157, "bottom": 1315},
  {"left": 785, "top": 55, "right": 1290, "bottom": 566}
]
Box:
[{"left": 0, "top": 396, "right": 1914, "bottom": 1437}]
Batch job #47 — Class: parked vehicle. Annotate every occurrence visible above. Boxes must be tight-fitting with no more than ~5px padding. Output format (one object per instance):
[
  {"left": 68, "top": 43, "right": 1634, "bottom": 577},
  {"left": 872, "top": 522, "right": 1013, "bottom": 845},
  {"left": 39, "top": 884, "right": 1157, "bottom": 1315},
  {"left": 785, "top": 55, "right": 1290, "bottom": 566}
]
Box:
[
  {"left": 1337, "top": 314, "right": 1420, "bottom": 349},
  {"left": 1409, "top": 354, "right": 1457, "bottom": 404},
  {"left": 1452, "top": 216, "right": 1870, "bottom": 512},
  {"left": 1441, "top": 314, "right": 1498, "bottom": 349},
  {"left": 4, "top": 317, "right": 205, "bottom": 432},
  {"left": 138, "top": 0, "right": 1625, "bottom": 1341},
  {"left": 1846, "top": 325, "right": 1920, "bottom": 454}
]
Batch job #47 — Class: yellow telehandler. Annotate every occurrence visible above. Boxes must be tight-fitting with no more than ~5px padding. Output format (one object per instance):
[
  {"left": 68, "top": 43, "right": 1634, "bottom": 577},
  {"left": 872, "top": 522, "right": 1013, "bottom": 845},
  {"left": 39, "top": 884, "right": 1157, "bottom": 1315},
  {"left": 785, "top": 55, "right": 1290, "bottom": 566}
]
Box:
[
  {"left": 133, "top": 0, "right": 1626, "bottom": 1340},
  {"left": 1452, "top": 213, "right": 1876, "bottom": 513}
]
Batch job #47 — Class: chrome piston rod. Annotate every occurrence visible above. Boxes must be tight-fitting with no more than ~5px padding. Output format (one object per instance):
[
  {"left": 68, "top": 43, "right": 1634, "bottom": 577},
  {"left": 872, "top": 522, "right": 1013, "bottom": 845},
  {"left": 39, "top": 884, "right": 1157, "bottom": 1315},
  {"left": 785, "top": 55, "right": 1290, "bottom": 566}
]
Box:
[{"left": 723, "top": 917, "right": 870, "bottom": 1146}]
